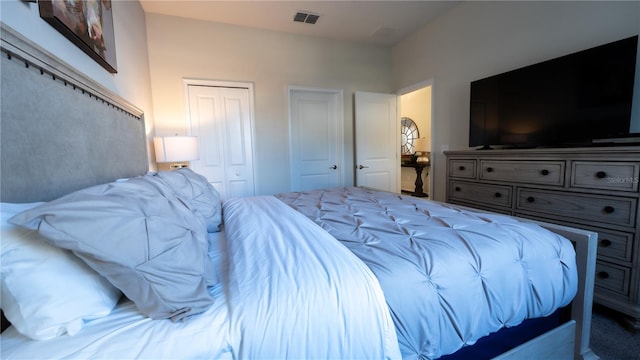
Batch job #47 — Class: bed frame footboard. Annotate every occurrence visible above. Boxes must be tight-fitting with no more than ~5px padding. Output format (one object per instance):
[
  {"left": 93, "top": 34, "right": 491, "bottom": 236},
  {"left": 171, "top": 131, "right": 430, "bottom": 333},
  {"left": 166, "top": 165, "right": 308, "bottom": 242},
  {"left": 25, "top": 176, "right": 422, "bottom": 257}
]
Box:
[{"left": 533, "top": 221, "right": 599, "bottom": 360}]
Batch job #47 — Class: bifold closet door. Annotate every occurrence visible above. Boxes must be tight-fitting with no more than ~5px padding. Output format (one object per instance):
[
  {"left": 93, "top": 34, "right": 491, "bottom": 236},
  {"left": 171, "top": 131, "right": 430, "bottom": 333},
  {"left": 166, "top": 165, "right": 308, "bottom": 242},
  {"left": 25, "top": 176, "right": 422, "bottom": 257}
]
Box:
[{"left": 187, "top": 85, "right": 255, "bottom": 200}]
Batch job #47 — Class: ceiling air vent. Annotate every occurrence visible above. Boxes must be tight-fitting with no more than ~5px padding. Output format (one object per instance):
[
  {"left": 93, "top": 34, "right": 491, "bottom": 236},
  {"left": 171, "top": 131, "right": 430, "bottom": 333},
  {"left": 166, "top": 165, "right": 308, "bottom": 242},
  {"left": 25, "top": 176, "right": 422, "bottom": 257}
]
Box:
[{"left": 293, "top": 11, "right": 319, "bottom": 24}]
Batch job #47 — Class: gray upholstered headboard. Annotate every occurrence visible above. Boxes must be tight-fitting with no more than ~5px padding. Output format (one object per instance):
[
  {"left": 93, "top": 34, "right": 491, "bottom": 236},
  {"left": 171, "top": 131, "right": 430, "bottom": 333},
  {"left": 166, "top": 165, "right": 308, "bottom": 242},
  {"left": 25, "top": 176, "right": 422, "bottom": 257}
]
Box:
[{"left": 0, "top": 24, "right": 149, "bottom": 203}]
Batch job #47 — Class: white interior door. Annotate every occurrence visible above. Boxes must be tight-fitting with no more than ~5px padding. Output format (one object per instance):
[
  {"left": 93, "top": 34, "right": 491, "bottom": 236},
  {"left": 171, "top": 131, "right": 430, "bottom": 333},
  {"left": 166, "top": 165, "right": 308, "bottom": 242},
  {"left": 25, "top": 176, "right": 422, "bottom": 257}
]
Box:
[
  {"left": 187, "top": 84, "right": 255, "bottom": 200},
  {"left": 354, "top": 91, "right": 398, "bottom": 192},
  {"left": 289, "top": 88, "right": 343, "bottom": 191}
]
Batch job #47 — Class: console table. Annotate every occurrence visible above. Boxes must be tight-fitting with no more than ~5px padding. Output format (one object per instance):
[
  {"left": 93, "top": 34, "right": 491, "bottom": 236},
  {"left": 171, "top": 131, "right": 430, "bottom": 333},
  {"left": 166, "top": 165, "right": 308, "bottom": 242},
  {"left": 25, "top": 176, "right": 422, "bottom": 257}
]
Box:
[
  {"left": 402, "top": 163, "right": 429, "bottom": 197},
  {"left": 445, "top": 146, "right": 640, "bottom": 329}
]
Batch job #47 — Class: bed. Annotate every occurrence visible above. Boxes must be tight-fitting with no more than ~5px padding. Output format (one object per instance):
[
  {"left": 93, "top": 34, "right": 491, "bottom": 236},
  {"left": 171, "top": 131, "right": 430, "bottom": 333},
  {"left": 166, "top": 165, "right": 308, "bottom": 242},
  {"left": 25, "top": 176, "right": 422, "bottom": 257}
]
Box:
[{"left": 1, "top": 23, "right": 598, "bottom": 360}]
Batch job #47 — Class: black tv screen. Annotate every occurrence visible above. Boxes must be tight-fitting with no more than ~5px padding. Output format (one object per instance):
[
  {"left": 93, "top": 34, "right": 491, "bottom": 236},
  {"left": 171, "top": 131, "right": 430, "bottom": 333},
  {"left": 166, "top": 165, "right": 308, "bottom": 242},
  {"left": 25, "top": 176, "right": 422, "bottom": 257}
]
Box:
[{"left": 469, "top": 35, "right": 639, "bottom": 148}]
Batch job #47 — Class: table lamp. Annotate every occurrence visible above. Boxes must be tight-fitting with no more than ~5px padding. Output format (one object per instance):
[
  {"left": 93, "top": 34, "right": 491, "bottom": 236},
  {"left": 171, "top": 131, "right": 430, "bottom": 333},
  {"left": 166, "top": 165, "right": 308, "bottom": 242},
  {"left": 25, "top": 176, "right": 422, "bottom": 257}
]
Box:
[{"left": 154, "top": 135, "right": 199, "bottom": 169}]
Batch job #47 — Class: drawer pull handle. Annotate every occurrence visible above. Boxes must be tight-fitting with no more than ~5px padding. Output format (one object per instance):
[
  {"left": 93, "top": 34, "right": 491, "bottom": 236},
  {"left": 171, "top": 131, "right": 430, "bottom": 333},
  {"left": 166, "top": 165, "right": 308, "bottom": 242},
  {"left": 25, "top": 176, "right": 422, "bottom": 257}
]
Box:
[
  {"left": 603, "top": 206, "right": 615, "bottom": 214},
  {"left": 459, "top": 166, "right": 466, "bottom": 171},
  {"left": 494, "top": 192, "right": 502, "bottom": 198},
  {"left": 526, "top": 196, "right": 535, "bottom": 203},
  {"left": 540, "top": 169, "right": 549, "bottom": 176},
  {"left": 596, "top": 171, "right": 607, "bottom": 179},
  {"left": 486, "top": 167, "right": 494, "bottom": 173},
  {"left": 455, "top": 187, "right": 461, "bottom": 192},
  {"left": 597, "top": 271, "right": 610, "bottom": 279},
  {"left": 600, "top": 239, "right": 612, "bottom": 247}
]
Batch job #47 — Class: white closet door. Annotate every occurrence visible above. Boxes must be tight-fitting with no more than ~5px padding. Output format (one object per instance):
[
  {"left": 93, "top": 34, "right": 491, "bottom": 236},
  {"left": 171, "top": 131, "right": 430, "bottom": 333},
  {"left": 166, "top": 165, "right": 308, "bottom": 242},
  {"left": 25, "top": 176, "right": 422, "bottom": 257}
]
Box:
[{"left": 187, "top": 85, "right": 255, "bottom": 200}]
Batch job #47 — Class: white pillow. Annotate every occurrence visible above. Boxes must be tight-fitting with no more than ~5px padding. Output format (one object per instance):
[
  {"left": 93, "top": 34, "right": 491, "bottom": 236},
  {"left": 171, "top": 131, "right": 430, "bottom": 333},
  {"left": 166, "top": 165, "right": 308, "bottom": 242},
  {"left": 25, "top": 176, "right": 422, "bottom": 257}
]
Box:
[{"left": 0, "top": 202, "right": 121, "bottom": 341}]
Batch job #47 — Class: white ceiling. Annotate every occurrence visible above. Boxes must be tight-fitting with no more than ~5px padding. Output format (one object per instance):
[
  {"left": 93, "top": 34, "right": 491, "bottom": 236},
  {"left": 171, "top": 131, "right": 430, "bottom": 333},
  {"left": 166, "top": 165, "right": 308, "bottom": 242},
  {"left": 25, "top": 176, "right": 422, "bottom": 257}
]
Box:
[{"left": 140, "top": 0, "right": 459, "bottom": 46}]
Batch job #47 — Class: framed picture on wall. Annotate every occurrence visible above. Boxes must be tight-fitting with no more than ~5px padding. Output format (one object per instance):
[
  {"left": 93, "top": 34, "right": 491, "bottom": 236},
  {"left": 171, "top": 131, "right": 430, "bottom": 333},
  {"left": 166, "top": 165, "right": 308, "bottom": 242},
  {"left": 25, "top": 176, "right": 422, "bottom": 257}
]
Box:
[{"left": 39, "top": 0, "right": 117, "bottom": 73}]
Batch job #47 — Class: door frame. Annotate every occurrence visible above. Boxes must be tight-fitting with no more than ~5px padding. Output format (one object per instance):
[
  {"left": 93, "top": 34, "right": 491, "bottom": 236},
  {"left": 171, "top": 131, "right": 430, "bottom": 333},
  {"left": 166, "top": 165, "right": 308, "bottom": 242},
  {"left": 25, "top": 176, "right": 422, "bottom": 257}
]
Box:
[
  {"left": 287, "top": 85, "right": 345, "bottom": 191},
  {"left": 182, "top": 78, "right": 257, "bottom": 196},
  {"left": 397, "top": 78, "right": 435, "bottom": 198}
]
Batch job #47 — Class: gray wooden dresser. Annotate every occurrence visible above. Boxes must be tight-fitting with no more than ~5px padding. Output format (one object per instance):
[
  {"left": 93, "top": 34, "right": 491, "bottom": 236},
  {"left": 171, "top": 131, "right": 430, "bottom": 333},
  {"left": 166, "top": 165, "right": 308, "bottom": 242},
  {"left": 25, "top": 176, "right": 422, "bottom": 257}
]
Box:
[{"left": 445, "top": 147, "right": 640, "bottom": 329}]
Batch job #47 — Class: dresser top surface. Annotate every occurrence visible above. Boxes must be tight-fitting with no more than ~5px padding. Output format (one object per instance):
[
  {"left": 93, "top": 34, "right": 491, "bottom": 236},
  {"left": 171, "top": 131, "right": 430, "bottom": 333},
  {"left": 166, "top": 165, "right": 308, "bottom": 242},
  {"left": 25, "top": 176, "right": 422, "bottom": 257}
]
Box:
[{"left": 445, "top": 146, "right": 640, "bottom": 157}]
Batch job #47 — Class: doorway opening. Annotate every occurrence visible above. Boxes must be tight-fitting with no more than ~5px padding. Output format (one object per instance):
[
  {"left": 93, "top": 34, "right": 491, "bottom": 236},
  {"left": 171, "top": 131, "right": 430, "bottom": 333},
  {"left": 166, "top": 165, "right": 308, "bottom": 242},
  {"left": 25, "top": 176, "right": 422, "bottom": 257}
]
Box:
[{"left": 398, "top": 80, "right": 433, "bottom": 198}]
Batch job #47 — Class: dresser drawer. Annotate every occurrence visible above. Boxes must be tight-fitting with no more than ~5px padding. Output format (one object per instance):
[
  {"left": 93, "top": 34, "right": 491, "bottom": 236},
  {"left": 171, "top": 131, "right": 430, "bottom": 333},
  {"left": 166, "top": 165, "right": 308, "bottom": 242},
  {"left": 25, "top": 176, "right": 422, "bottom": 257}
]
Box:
[
  {"left": 480, "top": 160, "right": 564, "bottom": 186},
  {"left": 571, "top": 161, "right": 639, "bottom": 192},
  {"left": 516, "top": 189, "right": 637, "bottom": 227},
  {"left": 449, "top": 159, "right": 476, "bottom": 179},
  {"left": 449, "top": 181, "right": 511, "bottom": 207},
  {"left": 595, "top": 229, "right": 635, "bottom": 263},
  {"left": 583, "top": 227, "right": 635, "bottom": 263},
  {"left": 595, "top": 261, "right": 630, "bottom": 296}
]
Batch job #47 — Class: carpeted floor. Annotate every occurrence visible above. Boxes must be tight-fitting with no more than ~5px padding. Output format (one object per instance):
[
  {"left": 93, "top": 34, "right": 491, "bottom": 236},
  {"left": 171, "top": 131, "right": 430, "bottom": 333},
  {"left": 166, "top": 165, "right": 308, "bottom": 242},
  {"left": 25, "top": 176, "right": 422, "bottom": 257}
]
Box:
[{"left": 590, "top": 304, "right": 640, "bottom": 360}]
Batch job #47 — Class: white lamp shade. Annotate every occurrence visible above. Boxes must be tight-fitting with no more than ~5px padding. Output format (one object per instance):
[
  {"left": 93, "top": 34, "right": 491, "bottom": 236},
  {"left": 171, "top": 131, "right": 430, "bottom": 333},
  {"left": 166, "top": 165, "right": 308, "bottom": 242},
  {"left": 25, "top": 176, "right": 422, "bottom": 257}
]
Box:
[{"left": 154, "top": 136, "right": 199, "bottom": 162}]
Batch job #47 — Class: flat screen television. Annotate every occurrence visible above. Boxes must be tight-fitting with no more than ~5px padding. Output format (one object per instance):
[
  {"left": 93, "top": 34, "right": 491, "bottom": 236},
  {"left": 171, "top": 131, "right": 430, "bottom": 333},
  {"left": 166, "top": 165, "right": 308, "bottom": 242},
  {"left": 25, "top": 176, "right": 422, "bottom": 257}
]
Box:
[{"left": 469, "top": 35, "right": 639, "bottom": 149}]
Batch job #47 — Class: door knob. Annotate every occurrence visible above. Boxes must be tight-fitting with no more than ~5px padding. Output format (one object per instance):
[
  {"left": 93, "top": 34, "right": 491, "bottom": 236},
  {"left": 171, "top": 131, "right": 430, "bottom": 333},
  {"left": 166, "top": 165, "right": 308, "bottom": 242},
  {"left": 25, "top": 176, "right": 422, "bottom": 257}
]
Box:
[
  {"left": 358, "top": 164, "right": 369, "bottom": 169},
  {"left": 330, "top": 165, "right": 337, "bottom": 170}
]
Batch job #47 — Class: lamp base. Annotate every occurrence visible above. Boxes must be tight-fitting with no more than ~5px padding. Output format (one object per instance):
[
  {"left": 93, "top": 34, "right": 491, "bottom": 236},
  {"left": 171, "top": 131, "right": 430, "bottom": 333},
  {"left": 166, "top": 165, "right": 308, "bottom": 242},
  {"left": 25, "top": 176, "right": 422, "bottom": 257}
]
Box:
[
  {"left": 169, "top": 163, "right": 189, "bottom": 170},
  {"left": 415, "top": 151, "right": 430, "bottom": 164}
]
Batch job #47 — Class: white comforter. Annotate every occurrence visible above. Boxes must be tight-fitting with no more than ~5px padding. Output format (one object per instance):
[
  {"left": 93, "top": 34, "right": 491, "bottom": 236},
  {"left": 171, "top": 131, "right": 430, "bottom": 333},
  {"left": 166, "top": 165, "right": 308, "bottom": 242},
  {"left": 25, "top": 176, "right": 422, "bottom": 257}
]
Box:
[{"left": 223, "top": 195, "right": 401, "bottom": 359}]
